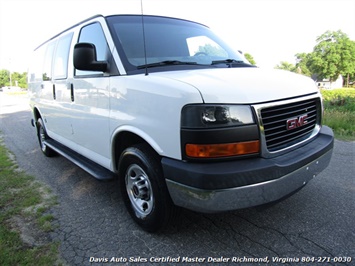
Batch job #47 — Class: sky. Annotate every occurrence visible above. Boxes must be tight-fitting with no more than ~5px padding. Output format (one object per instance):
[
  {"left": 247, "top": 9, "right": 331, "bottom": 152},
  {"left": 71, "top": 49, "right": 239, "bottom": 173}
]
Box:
[{"left": 0, "top": 0, "right": 354, "bottom": 73}]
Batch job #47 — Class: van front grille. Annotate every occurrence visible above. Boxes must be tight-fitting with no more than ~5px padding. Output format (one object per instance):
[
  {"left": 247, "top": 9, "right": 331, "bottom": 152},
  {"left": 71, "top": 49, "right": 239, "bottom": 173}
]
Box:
[{"left": 260, "top": 98, "right": 320, "bottom": 152}]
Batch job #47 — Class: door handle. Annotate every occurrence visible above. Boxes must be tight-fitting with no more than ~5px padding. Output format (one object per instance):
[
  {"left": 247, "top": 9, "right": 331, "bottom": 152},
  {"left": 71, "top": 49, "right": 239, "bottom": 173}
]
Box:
[
  {"left": 52, "top": 84, "right": 56, "bottom": 100},
  {"left": 70, "top": 83, "right": 74, "bottom": 102}
]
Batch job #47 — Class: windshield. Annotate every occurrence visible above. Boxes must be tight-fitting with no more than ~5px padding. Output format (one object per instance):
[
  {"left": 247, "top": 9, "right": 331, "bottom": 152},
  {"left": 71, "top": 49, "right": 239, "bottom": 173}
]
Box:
[{"left": 106, "top": 15, "right": 249, "bottom": 73}]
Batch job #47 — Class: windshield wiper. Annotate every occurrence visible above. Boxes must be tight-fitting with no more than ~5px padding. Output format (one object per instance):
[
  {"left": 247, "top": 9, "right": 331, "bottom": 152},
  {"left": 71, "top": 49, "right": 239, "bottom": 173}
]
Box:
[
  {"left": 211, "top": 59, "right": 245, "bottom": 65},
  {"left": 211, "top": 59, "right": 256, "bottom": 68},
  {"left": 137, "top": 60, "right": 198, "bottom": 69}
]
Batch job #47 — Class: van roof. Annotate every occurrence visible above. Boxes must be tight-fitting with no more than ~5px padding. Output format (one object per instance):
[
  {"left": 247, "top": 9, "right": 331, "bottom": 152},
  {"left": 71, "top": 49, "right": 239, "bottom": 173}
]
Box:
[
  {"left": 35, "top": 14, "right": 103, "bottom": 50},
  {"left": 35, "top": 14, "right": 207, "bottom": 50}
]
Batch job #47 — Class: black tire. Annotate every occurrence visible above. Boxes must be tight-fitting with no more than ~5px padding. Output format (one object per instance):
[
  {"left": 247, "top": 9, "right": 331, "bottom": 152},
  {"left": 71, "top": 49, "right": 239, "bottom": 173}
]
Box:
[
  {"left": 118, "top": 143, "right": 177, "bottom": 232},
  {"left": 36, "top": 118, "right": 56, "bottom": 157}
]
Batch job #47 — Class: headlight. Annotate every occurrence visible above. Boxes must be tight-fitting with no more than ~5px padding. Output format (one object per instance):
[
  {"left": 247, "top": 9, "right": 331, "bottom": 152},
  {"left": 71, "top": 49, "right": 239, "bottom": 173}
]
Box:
[
  {"left": 181, "top": 104, "right": 254, "bottom": 128},
  {"left": 181, "top": 104, "right": 259, "bottom": 159}
]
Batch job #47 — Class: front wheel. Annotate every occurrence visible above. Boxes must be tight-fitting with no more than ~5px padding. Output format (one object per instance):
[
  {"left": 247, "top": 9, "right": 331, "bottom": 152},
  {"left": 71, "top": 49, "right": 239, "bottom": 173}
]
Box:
[
  {"left": 119, "top": 144, "right": 177, "bottom": 232},
  {"left": 36, "top": 118, "right": 55, "bottom": 157}
]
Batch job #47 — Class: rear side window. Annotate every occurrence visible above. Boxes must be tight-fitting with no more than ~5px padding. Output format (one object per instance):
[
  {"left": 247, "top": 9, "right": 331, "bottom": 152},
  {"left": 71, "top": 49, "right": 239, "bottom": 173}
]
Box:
[
  {"left": 43, "top": 42, "right": 56, "bottom": 81},
  {"left": 75, "top": 22, "right": 109, "bottom": 76},
  {"left": 53, "top": 33, "right": 73, "bottom": 79},
  {"left": 28, "top": 40, "right": 55, "bottom": 82},
  {"left": 29, "top": 45, "right": 46, "bottom": 82}
]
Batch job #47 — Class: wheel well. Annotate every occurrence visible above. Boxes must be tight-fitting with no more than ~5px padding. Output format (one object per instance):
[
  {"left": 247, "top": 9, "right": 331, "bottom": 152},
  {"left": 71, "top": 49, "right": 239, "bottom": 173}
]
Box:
[
  {"left": 113, "top": 131, "right": 159, "bottom": 172},
  {"left": 33, "top": 108, "right": 41, "bottom": 121}
]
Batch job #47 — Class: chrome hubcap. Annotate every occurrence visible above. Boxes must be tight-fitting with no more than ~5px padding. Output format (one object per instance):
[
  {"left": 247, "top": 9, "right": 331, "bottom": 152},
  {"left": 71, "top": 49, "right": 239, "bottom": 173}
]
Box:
[
  {"left": 39, "top": 126, "right": 47, "bottom": 151},
  {"left": 125, "top": 164, "right": 153, "bottom": 218}
]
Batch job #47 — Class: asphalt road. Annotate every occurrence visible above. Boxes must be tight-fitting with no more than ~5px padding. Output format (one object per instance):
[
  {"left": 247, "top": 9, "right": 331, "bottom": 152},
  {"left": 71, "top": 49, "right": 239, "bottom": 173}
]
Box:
[{"left": 0, "top": 93, "right": 354, "bottom": 266}]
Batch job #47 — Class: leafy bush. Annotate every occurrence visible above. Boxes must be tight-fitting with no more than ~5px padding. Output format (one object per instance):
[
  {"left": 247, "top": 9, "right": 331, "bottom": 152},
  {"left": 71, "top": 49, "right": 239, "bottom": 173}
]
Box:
[{"left": 321, "top": 88, "right": 355, "bottom": 140}]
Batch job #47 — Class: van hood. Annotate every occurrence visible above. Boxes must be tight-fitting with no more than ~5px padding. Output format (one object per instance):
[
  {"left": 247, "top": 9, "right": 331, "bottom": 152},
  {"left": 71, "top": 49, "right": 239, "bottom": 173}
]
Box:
[{"left": 156, "top": 67, "right": 318, "bottom": 104}]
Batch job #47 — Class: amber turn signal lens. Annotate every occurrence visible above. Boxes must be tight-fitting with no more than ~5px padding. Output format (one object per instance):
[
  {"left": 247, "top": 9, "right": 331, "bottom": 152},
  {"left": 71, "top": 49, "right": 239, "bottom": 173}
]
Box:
[{"left": 185, "top": 140, "right": 260, "bottom": 158}]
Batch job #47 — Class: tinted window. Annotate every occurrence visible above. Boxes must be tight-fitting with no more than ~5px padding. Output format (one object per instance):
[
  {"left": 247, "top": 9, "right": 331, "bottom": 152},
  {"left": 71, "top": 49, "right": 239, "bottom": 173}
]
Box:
[
  {"left": 76, "top": 22, "right": 109, "bottom": 76},
  {"left": 53, "top": 33, "right": 73, "bottom": 79}
]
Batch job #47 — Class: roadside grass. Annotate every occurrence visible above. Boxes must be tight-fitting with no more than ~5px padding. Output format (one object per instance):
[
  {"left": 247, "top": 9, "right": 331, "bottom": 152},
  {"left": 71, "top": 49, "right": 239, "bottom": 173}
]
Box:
[
  {"left": 321, "top": 88, "right": 355, "bottom": 141},
  {"left": 2, "top": 90, "right": 27, "bottom": 96},
  {"left": 0, "top": 140, "right": 62, "bottom": 265}
]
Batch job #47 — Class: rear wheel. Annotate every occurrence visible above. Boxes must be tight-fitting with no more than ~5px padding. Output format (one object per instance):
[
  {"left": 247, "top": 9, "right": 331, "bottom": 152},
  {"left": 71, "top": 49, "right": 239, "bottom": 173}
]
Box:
[
  {"left": 36, "top": 118, "right": 55, "bottom": 157},
  {"left": 119, "top": 144, "right": 177, "bottom": 232}
]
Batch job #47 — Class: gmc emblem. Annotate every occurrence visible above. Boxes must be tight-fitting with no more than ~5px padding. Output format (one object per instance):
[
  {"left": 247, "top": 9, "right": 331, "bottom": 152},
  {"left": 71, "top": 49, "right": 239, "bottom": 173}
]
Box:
[{"left": 286, "top": 114, "right": 308, "bottom": 130}]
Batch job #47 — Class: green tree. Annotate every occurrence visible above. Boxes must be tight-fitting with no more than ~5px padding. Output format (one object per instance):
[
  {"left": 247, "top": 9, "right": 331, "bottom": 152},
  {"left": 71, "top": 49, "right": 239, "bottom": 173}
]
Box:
[
  {"left": 19, "top": 72, "right": 28, "bottom": 88},
  {"left": 295, "top": 52, "right": 312, "bottom": 76},
  {"left": 0, "top": 69, "right": 10, "bottom": 87},
  {"left": 307, "top": 30, "right": 355, "bottom": 86},
  {"left": 244, "top": 53, "right": 256, "bottom": 65},
  {"left": 0, "top": 70, "right": 28, "bottom": 88},
  {"left": 11, "top": 72, "right": 28, "bottom": 88},
  {"left": 341, "top": 40, "right": 355, "bottom": 86},
  {"left": 274, "top": 61, "right": 296, "bottom": 72}
]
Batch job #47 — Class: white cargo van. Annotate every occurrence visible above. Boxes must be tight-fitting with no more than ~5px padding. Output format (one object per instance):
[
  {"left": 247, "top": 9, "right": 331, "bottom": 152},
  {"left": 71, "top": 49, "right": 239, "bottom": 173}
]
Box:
[{"left": 28, "top": 15, "right": 334, "bottom": 232}]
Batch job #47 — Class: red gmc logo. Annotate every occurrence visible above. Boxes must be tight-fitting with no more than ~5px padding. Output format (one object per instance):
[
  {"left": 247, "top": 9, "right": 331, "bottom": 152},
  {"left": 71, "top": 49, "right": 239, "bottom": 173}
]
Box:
[{"left": 286, "top": 114, "right": 308, "bottom": 130}]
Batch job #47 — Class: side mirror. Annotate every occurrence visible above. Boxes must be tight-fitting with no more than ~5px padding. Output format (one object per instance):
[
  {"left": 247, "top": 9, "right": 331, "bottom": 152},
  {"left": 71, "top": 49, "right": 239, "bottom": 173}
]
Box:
[{"left": 73, "top": 43, "right": 108, "bottom": 72}]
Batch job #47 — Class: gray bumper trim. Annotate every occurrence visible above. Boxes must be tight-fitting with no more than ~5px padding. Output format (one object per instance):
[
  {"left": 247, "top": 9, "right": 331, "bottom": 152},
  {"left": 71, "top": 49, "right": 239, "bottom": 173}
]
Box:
[{"left": 166, "top": 148, "right": 333, "bottom": 213}]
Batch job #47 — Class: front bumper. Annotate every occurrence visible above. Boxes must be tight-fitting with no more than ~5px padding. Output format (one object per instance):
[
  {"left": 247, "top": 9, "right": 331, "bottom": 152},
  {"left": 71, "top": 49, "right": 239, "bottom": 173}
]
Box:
[{"left": 162, "top": 126, "right": 334, "bottom": 213}]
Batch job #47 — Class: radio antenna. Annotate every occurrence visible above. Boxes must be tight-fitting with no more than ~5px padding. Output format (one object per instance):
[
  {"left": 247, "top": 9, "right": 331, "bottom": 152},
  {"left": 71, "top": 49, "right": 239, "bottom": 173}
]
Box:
[{"left": 141, "top": 0, "right": 148, "bottom": 76}]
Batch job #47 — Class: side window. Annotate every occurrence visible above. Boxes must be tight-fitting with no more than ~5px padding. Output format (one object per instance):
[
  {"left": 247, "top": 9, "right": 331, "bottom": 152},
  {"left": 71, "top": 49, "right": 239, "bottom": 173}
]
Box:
[
  {"left": 28, "top": 41, "right": 55, "bottom": 83},
  {"left": 76, "top": 22, "right": 108, "bottom": 76},
  {"left": 29, "top": 45, "right": 45, "bottom": 82},
  {"left": 53, "top": 33, "right": 73, "bottom": 79},
  {"left": 43, "top": 42, "right": 56, "bottom": 81}
]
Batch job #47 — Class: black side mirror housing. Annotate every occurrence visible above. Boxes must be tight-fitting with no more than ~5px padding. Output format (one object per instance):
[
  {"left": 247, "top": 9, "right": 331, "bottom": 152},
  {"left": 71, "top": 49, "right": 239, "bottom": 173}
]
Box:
[{"left": 73, "top": 43, "right": 108, "bottom": 72}]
